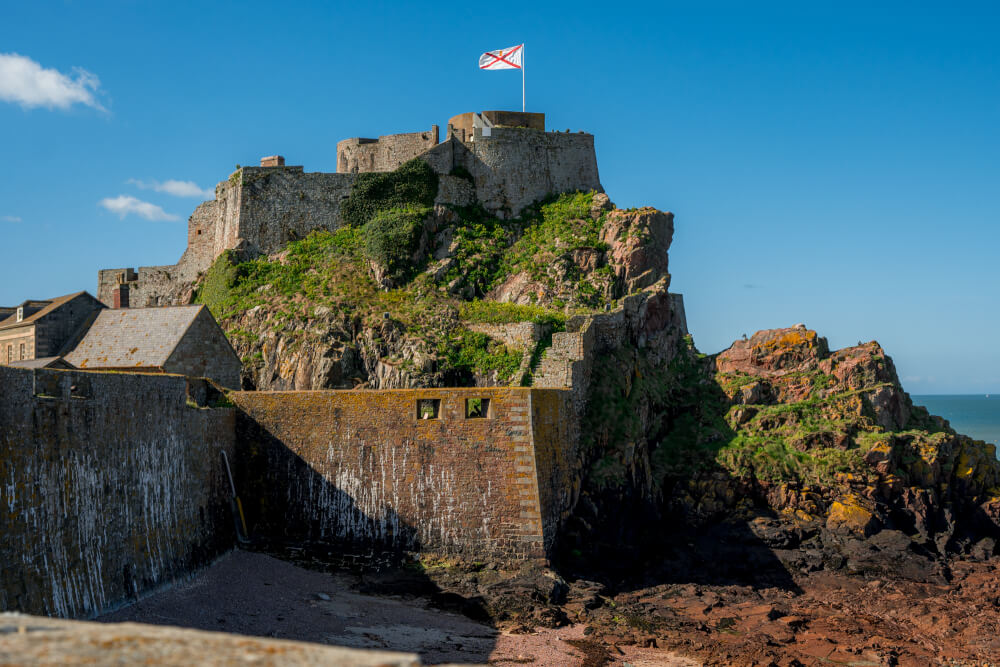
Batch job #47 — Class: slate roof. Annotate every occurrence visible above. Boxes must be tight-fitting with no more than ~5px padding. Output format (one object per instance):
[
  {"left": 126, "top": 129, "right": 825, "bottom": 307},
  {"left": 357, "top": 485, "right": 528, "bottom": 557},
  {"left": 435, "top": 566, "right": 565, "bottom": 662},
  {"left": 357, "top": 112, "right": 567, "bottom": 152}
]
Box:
[
  {"left": 0, "top": 292, "right": 87, "bottom": 331},
  {"left": 7, "top": 356, "right": 73, "bottom": 369},
  {"left": 64, "top": 306, "right": 205, "bottom": 370}
]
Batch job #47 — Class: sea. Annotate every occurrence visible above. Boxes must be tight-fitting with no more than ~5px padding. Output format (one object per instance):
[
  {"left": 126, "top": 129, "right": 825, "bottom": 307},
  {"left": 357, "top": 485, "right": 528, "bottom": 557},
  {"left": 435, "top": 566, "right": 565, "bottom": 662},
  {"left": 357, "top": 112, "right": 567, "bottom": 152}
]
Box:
[{"left": 911, "top": 395, "right": 1000, "bottom": 450}]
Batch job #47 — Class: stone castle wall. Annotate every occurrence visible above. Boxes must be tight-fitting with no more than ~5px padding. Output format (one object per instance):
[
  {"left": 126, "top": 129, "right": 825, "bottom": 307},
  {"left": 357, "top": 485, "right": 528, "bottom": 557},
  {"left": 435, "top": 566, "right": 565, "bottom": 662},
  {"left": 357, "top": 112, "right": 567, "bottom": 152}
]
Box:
[
  {"left": 0, "top": 367, "right": 236, "bottom": 618},
  {"left": 534, "top": 285, "right": 688, "bottom": 412},
  {"left": 97, "top": 116, "right": 603, "bottom": 306},
  {"left": 98, "top": 168, "right": 358, "bottom": 307},
  {"left": 337, "top": 126, "right": 439, "bottom": 173},
  {"left": 231, "top": 387, "right": 577, "bottom": 561},
  {"left": 422, "top": 128, "right": 603, "bottom": 218}
]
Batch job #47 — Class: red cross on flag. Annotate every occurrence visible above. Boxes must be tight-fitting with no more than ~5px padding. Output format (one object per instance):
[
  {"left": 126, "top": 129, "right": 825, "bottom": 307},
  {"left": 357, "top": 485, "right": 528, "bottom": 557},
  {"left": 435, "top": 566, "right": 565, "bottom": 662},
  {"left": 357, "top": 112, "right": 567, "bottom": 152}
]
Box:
[{"left": 479, "top": 44, "right": 523, "bottom": 70}]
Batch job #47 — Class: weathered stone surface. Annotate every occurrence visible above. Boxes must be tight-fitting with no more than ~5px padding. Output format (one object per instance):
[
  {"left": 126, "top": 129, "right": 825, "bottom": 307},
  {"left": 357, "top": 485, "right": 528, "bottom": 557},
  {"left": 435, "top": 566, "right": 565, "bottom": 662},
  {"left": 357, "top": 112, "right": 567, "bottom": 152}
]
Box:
[
  {"left": 231, "top": 387, "right": 577, "bottom": 561},
  {"left": 599, "top": 207, "right": 674, "bottom": 293},
  {"left": 826, "top": 495, "right": 882, "bottom": 537},
  {"left": 0, "top": 366, "right": 235, "bottom": 618},
  {"left": 0, "top": 614, "right": 422, "bottom": 666},
  {"left": 98, "top": 118, "right": 604, "bottom": 308},
  {"left": 716, "top": 326, "right": 830, "bottom": 378}
]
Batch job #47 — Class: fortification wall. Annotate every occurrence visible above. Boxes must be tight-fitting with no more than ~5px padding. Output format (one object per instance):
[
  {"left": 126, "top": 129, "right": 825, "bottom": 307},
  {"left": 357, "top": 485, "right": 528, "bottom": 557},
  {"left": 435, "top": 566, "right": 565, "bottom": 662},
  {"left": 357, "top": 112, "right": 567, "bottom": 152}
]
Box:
[
  {"left": 231, "top": 387, "right": 576, "bottom": 561},
  {"left": 0, "top": 367, "right": 236, "bottom": 618},
  {"left": 235, "top": 167, "right": 356, "bottom": 255},
  {"left": 534, "top": 284, "right": 687, "bottom": 412},
  {"left": 452, "top": 129, "right": 602, "bottom": 218},
  {"left": 337, "top": 126, "right": 439, "bottom": 174},
  {"left": 97, "top": 117, "right": 603, "bottom": 304},
  {"left": 98, "top": 168, "right": 357, "bottom": 307}
]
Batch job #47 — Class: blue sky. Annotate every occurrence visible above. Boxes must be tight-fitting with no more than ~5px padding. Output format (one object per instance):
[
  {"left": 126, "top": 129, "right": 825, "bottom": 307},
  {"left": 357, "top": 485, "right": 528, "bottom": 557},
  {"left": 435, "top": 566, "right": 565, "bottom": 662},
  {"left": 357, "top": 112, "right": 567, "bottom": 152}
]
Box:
[{"left": 1, "top": 1, "right": 998, "bottom": 393}]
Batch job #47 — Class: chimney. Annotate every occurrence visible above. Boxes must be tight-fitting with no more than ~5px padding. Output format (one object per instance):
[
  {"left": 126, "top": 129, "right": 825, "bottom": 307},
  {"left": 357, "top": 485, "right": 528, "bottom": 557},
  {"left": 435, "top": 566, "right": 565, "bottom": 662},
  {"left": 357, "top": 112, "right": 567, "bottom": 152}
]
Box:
[
  {"left": 113, "top": 284, "right": 130, "bottom": 309},
  {"left": 260, "top": 155, "right": 285, "bottom": 167}
]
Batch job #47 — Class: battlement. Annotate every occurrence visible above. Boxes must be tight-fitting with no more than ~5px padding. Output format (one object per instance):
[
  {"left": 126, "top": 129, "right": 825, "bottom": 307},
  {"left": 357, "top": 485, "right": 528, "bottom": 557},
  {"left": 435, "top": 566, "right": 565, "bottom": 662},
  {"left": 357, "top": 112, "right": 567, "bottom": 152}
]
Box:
[{"left": 337, "top": 125, "right": 439, "bottom": 173}]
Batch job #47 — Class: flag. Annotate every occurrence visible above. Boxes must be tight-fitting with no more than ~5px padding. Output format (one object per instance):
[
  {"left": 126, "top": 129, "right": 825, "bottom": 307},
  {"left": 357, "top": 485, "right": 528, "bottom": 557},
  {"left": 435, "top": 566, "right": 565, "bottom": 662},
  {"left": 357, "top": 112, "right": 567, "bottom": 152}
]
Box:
[{"left": 479, "top": 45, "right": 523, "bottom": 70}]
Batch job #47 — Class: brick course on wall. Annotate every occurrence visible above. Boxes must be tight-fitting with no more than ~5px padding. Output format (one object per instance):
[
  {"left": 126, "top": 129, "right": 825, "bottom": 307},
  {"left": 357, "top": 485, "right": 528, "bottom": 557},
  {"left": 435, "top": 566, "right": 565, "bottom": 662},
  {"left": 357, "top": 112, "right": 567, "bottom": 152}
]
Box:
[
  {"left": 231, "top": 387, "right": 576, "bottom": 561},
  {"left": 0, "top": 367, "right": 236, "bottom": 618}
]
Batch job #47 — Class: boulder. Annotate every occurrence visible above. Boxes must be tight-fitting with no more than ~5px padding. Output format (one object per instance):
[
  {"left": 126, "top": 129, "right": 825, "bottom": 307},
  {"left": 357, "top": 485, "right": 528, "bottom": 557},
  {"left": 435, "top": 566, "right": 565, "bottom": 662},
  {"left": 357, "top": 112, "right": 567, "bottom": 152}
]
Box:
[{"left": 826, "top": 495, "right": 882, "bottom": 537}]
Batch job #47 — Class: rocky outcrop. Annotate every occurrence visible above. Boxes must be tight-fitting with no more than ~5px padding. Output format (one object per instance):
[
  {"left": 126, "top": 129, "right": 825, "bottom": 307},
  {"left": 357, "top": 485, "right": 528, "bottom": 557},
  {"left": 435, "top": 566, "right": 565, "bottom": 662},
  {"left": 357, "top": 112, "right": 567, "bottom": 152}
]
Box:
[
  {"left": 485, "top": 197, "right": 675, "bottom": 308},
  {"left": 599, "top": 206, "right": 674, "bottom": 294}
]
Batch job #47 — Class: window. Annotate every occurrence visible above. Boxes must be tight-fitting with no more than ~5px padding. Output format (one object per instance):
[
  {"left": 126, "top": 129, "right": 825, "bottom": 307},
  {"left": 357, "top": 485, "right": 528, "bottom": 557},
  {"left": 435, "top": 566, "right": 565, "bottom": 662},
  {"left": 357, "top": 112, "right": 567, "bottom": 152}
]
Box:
[
  {"left": 416, "top": 398, "right": 440, "bottom": 420},
  {"left": 19, "top": 343, "right": 25, "bottom": 361},
  {"left": 6, "top": 345, "right": 10, "bottom": 363},
  {"left": 16, "top": 306, "right": 23, "bottom": 322},
  {"left": 465, "top": 398, "right": 490, "bottom": 419}
]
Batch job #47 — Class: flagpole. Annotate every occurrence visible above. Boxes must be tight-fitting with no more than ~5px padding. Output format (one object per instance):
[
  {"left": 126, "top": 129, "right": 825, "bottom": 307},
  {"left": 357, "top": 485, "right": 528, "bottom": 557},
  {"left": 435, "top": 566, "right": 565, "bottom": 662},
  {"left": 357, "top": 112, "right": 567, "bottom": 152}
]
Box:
[{"left": 521, "top": 44, "right": 525, "bottom": 112}]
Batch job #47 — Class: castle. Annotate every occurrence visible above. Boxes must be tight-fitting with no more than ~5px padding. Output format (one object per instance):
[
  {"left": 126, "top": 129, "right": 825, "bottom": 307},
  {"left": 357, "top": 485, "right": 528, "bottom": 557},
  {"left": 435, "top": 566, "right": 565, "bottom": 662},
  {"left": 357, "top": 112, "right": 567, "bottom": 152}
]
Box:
[
  {"left": 2, "top": 111, "right": 689, "bottom": 625},
  {"left": 98, "top": 111, "right": 603, "bottom": 308}
]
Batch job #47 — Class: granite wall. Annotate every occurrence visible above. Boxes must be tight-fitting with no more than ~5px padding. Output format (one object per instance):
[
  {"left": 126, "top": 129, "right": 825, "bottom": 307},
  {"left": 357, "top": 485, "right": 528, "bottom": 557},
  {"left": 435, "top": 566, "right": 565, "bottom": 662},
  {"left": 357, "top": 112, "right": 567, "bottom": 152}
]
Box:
[
  {"left": 0, "top": 367, "right": 236, "bottom": 618},
  {"left": 231, "top": 387, "right": 576, "bottom": 561},
  {"left": 337, "top": 126, "right": 439, "bottom": 173},
  {"left": 97, "top": 120, "right": 604, "bottom": 305}
]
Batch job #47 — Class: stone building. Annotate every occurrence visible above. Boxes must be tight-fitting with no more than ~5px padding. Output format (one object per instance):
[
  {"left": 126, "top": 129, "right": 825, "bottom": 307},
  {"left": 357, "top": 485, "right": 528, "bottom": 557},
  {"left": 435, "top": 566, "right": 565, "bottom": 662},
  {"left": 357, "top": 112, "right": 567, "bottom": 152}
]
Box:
[
  {"left": 98, "top": 110, "right": 603, "bottom": 308},
  {"left": 0, "top": 292, "right": 104, "bottom": 367},
  {"left": 63, "top": 304, "right": 241, "bottom": 388}
]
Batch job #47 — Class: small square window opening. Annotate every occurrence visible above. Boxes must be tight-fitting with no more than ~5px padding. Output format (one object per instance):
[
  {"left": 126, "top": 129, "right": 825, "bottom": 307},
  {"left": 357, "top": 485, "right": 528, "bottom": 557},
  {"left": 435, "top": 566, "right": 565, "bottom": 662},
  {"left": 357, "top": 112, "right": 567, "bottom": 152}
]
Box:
[
  {"left": 465, "top": 398, "right": 490, "bottom": 419},
  {"left": 417, "top": 398, "right": 441, "bottom": 420}
]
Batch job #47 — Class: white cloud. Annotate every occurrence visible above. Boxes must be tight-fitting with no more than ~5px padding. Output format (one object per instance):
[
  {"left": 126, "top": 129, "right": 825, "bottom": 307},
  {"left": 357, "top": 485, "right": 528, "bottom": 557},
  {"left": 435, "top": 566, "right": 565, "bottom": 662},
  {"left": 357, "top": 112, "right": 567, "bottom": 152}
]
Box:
[
  {"left": 99, "top": 196, "right": 179, "bottom": 222},
  {"left": 128, "top": 178, "right": 214, "bottom": 199},
  {"left": 0, "top": 53, "right": 105, "bottom": 111},
  {"left": 1, "top": 215, "right": 20, "bottom": 223}
]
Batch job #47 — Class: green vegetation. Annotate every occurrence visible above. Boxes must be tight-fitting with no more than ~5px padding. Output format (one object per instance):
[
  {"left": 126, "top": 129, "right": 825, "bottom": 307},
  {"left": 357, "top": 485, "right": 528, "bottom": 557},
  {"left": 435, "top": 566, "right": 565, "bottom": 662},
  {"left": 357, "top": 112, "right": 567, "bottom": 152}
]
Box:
[
  {"left": 442, "top": 205, "right": 512, "bottom": 295},
  {"left": 436, "top": 329, "right": 522, "bottom": 385},
  {"left": 436, "top": 191, "right": 613, "bottom": 307},
  {"left": 449, "top": 165, "right": 474, "bottom": 183},
  {"left": 459, "top": 300, "right": 566, "bottom": 328},
  {"left": 341, "top": 158, "right": 439, "bottom": 227},
  {"left": 194, "top": 186, "right": 621, "bottom": 389},
  {"left": 362, "top": 205, "right": 429, "bottom": 283},
  {"left": 580, "top": 333, "right": 900, "bottom": 493}
]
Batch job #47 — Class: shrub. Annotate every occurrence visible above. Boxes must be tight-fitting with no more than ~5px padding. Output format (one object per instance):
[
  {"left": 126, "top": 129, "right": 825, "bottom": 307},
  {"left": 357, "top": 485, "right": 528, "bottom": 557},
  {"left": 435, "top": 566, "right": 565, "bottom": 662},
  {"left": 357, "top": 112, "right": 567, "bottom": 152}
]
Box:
[
  {"left": 362, "top": 206, "right": 429, "bottom": 283},
  {"left": 341, "top": 158, "right": 439, "bottom": 227},
  {"left": 437, "top": 330, "right": 522, "bottom": 384},
  {"left": 194, "top": 251, "right": 240, "bottom": 320},
  {"left": 459, "top": 300, "right": 566, "bottom": 328}
]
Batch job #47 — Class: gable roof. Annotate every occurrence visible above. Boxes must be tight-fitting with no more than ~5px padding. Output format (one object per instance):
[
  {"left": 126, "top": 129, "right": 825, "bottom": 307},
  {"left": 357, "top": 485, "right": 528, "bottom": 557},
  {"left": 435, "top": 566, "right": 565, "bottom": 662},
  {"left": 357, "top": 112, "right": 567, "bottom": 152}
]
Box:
[
  {"left": 0, "top": 292, "right": 90, "bottom": 331},
  {"left": 7, "top": 356, "right": 74, "bottom": 370},
  {"left": 63, "top": 305, "right": 206, "bottom": 370}
]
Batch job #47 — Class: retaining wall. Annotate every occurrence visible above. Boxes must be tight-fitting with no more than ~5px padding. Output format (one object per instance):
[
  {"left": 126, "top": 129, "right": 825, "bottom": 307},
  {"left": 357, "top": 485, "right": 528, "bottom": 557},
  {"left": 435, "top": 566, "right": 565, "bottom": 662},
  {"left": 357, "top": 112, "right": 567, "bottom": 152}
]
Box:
[
  {"left": 231, "top": 387, "right": 576, "bottom": 561},
  {"left": 0, "top": 367, "right": 236, "bottom": 618}
]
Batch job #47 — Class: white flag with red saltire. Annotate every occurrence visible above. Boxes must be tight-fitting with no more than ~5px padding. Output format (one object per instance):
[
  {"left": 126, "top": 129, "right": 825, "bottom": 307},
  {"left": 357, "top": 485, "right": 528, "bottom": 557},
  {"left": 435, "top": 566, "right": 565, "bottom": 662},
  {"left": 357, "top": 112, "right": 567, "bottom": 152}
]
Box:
[{"left": 479, "top": 45, "right": 523, "bottom": 70}]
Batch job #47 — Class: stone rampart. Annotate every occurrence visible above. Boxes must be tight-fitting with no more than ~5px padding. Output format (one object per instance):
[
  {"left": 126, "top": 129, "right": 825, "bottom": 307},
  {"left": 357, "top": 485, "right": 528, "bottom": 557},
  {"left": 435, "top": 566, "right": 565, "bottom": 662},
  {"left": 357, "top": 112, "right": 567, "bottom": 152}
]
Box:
[
  {"left": 534, "top": 284, "right": 688, "bottom": 413},
  {"left": 230, "top": 387, "right": 576, "bottom": 561},
  {"left": 337, "top": 126, "right": 439, "bottom": 173},
  {"left": 99, "top": 168, "right": 358, "bottom": 307},
  {"left": 423, "top": 128, "right": 603, "bottom": 218},
  {"left": 0, "top": 367, "right": 236, "bottom": 618},
  {"left": 97, "top": 114, "right": 604, "bottom": 305}
]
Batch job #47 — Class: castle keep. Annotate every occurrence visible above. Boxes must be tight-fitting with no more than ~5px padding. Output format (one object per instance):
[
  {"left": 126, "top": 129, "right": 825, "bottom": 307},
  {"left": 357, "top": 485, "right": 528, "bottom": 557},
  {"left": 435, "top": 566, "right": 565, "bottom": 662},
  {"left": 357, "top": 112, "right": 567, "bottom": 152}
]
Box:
[{"left": 97, "top": 111, "right": 602, "bottom": 308}]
